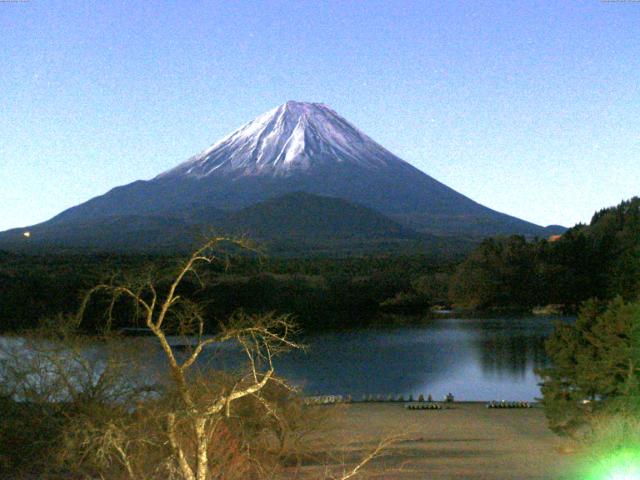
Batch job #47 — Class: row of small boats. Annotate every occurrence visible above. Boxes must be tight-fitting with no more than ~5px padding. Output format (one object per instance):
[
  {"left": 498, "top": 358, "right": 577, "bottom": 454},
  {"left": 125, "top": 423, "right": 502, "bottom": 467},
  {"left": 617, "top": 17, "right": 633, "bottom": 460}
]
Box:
[
  {"left": 304, "top": 394, "right": 440, "bottom": 405},
  {"left": 304, "top": 395, "right": 352, "bottom": 405},
  {"left": 303, "top": 396, "right": 533, "bottom": 408},
  {"left": 486, "top": 401, "right": 531, "bottom": 409},
  {"left": 405, "top": 402, "right": 443, "bottom": 410}
]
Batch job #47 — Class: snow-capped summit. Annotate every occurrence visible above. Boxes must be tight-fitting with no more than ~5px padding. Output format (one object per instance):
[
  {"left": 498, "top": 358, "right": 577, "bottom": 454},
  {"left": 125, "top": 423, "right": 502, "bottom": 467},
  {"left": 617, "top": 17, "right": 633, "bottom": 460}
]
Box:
[{"left": 158, "top": 101, "right": 401, "bottom": 179}]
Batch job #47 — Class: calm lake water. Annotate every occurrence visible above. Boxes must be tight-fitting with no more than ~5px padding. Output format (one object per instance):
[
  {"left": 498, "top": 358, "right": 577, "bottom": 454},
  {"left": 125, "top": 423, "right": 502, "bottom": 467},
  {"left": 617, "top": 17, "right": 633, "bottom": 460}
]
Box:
[
  {"left": 1, "top": 315, "right": 570, "bottom": 402},
  {"left": 202, "top": 315, "right": 571, "bottom": 402}
]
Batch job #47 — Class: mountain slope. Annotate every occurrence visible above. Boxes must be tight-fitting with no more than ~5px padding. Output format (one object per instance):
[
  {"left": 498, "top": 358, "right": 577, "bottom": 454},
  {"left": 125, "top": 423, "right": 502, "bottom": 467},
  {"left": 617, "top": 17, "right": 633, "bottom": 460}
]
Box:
[
  {"left": 219, "top": 192, "right": 420, "bottom": 240},
  {"left": 3, "top": 101, "right": 562, "bottom": 251},
  {"left": 0, "top": 215, "right": 197, "bottom": 252},
  {"left": 0, "top": 193, "right": 431, "bottom": 254}
]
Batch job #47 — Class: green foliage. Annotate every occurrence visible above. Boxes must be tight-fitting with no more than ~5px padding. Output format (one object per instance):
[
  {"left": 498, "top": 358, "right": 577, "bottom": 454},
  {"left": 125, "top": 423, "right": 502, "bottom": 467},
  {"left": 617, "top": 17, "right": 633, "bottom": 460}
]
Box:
[
  {"left": 449, "top": 236, "right": 539, "bottom": 310},
  {"left": 0, "top": 251, "right": 178, "bottom": 332},
  {"left": 537, "top": 297, "right": 640, "bottom": 435},
  {"left": 449, "top": 197, "right": 640, "bottom": 311},
  {"left": 411, "top": 272, "right": 450, "bottom": 304},
  {"left": 585, "top": 413, "right": 640, "bottom": 456}
]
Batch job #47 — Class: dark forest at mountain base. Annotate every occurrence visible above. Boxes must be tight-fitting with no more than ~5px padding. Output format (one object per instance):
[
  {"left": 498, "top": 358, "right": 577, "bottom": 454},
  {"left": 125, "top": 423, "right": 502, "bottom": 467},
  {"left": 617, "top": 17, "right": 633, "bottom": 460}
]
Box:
[{"left": 0, "top": 197, "right": 637, "bottom": 333}]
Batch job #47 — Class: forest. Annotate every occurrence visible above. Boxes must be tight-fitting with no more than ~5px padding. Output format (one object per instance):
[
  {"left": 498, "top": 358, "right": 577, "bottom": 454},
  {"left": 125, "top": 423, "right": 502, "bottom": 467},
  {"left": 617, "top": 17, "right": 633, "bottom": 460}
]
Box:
[
  {"left": 1, "top": 197, "right": 638, "bottom": 333},
  {"left": 449, "top": 197, "right": 640, "bottom": 311},
  {"left": 0, "top": 249, "right": 457, "bottom": 332}
]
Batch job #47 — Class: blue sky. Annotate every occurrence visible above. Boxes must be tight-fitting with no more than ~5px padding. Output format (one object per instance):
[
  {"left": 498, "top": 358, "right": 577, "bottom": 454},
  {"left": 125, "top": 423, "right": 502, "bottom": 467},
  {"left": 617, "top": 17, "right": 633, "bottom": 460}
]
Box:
[{"left": 2, "top": 0, "right": 639, "bottom": 231}]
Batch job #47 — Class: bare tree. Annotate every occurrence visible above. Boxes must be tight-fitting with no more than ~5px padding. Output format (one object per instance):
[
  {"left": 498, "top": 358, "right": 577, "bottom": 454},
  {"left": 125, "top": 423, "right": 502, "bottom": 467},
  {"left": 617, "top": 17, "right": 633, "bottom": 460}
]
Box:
[{"left": 78, "top": 237, "right": 301, "bottom": 480}]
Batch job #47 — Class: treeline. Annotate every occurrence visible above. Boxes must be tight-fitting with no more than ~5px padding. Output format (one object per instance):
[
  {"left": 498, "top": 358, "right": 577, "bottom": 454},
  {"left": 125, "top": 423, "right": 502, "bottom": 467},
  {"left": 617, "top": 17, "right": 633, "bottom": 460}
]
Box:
[
  {"left": 0, "top": 251, "right": 457, "bottom": 333},
  {"left": 0, "top": 252, "right": 181, "bottom": 332},
  {"left": 2, "top": 197, "right": 638, "bottom": 332},
  {"left": 448, "top": 197, "right": 640, "bottom": 311}
]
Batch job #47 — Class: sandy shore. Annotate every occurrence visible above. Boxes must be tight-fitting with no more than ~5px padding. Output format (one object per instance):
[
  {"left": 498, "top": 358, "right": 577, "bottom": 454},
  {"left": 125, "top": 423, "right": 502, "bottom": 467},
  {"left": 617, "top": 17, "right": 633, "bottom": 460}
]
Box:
[{"left": 296, "top": 402, "right": 578, "bottom": 479}]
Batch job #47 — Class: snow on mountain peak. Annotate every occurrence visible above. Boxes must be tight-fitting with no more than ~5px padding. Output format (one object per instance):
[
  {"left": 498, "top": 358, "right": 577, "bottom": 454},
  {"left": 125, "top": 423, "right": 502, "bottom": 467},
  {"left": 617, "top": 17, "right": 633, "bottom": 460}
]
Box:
[{"left": 158, "top": 101, "right": 405, "bottom": 179}]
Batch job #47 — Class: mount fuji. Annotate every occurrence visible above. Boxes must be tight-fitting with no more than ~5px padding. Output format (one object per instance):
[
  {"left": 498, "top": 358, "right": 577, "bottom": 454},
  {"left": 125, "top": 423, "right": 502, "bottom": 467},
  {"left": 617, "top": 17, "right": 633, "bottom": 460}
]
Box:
[{"left": 0, "top": 101, "right": 562, "bottom": 253}]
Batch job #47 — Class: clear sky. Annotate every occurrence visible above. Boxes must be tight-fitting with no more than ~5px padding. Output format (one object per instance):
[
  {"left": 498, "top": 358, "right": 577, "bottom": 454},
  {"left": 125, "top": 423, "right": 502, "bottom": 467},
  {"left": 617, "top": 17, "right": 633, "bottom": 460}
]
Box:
[{"left": 2, "top": 0, "right": 639, "bottom": 231}]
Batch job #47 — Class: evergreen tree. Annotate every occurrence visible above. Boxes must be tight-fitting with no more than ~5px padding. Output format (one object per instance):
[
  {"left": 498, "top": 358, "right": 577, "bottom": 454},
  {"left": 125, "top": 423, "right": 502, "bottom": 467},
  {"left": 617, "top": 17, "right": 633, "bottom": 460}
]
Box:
[{"left": 538, "top": 298, "right": 640, "bottom": 435}]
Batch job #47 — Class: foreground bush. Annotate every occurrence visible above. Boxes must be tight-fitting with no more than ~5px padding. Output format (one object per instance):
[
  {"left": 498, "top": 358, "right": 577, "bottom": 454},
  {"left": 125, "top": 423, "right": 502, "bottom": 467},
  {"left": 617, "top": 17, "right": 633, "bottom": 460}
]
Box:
[{"left": 0, "top": 349, "right": 317, "bottom": 479}]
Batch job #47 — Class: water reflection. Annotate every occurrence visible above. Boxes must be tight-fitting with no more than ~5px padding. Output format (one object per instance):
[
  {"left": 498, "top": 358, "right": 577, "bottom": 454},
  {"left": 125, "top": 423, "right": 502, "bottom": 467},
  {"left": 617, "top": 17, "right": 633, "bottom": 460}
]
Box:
[
  {"left": 450, "top": 317, "right": 557, "bottom": 379},
  {"left": 235, "top": 316, "right": 572, "bottom": 401}
]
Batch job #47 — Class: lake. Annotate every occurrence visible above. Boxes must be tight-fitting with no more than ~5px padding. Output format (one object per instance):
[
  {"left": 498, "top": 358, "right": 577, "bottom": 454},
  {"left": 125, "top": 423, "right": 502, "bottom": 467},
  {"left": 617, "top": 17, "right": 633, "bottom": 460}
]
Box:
[
  {"left": 0, "top": 315, "right": 570, "bottom": 402},
  {"left": 202, "top": 315, "right": 570, "bottom": 402}
]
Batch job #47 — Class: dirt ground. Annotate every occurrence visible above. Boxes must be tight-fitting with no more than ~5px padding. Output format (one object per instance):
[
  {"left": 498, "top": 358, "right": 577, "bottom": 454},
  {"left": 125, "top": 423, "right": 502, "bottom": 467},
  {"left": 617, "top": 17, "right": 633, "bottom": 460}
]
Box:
[{"left": 295, "top": 402, "right": 579, "bottom": 480}]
